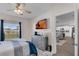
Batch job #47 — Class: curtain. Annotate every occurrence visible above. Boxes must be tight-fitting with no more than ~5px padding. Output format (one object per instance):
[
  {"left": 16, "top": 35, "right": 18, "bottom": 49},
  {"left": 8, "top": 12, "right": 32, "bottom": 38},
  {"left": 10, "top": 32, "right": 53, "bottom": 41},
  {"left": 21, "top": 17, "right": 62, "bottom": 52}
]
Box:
[
  {"left": 0, "top": 21, "right": 1, "bottom": 41},
  {"left": 1, "top": 20, "right": 5, "bottom": 41},
  {"left": 19, "top": 22, "right": 22, "bottom": 38}
]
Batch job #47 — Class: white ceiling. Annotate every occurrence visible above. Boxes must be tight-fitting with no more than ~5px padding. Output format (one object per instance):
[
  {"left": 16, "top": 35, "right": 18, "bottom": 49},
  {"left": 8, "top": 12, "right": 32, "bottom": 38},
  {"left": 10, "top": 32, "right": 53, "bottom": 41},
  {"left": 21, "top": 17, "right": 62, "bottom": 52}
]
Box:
[
  {"left": 56, "top": 12, "right": 74, "bottom": 21},
  {"left": 0, "top": 3, "right": 57, "bottom": 20},
  {"left": 56, "top": 12, "right": 74, "bottom": 26}
]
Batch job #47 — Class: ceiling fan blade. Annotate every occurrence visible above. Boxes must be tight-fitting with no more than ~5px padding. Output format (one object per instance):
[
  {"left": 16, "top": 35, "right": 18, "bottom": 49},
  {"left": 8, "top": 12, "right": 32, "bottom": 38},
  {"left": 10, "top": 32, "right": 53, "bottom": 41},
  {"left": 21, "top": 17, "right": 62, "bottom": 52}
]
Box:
[
  {"left": 7, "top": 9, "right": 13, "bottom": 11},
  {"left": 25, "top": 10, "right": 31, "bottom": 14}
]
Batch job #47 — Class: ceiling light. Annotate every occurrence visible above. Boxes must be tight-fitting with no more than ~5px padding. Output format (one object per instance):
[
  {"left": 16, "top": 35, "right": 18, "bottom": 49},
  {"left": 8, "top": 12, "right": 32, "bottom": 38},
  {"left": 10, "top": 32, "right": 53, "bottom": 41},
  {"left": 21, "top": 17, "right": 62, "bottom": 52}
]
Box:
[
  {"left": 14, "top": 9, "right": 23, "bottom": 15},
  {"left": 14, "top": 3, "right": 24, "bottom": 15},
  {"left": 13, "top": 3, "right": 31, "bottom": 15}
]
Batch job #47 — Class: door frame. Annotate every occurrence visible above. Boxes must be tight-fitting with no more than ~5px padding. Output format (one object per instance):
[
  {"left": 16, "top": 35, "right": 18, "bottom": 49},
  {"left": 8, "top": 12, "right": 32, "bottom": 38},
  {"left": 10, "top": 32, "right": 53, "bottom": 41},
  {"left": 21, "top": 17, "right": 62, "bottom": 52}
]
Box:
[{"left": 55, "top": 10, "right": 78, "bottom": 56}]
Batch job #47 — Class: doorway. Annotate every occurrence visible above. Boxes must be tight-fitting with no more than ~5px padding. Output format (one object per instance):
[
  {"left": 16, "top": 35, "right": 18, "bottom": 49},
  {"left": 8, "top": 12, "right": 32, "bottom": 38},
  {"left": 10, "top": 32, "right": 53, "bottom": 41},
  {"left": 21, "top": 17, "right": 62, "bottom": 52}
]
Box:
[{"left": 55, "top": 12, "right": 75, "bottom": 56}]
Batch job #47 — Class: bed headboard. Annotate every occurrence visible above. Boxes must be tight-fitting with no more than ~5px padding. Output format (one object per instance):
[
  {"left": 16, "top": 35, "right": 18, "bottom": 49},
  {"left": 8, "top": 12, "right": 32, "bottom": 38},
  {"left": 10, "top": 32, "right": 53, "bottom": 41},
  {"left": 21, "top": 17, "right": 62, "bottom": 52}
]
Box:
[{"left": 31, "top": 35, "right": 48, "bottom": 51}]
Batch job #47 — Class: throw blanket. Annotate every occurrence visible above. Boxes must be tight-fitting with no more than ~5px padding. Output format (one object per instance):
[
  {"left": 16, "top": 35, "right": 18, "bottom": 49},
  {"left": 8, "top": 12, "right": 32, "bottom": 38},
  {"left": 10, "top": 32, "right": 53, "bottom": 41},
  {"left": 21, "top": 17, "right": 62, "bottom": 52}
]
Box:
[
  {"left": 26, "top": 41, "right": 37, "bottom": 56},
  {"left": 0, "top": 41, "right": 37, "bottom": 56}
]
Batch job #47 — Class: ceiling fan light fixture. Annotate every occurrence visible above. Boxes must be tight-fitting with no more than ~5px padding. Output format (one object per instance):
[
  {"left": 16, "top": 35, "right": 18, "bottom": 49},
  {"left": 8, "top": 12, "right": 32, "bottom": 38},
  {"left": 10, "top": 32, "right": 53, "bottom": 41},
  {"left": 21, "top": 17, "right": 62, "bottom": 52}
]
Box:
[
  {"left": 14, "top": 9, "right": 23, "bottom": 15},
  {"left": 14, "top": 3, "right": 24, "bottom": 15},
  {"left": 13, "top": 3, "right": 31, "bottom": 15}
]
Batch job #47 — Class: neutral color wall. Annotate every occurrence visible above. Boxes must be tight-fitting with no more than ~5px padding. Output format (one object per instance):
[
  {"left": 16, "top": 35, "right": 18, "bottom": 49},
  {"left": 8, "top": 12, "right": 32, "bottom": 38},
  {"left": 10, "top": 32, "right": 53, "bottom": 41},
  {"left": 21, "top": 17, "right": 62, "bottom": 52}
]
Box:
[{"left": 22, "top": 19, "right": 32, "bottom": 40}]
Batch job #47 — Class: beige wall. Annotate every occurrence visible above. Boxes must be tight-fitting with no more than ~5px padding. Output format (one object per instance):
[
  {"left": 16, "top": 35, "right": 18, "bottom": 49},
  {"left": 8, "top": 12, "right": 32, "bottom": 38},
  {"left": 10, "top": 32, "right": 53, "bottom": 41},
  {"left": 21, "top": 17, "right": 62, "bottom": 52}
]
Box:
[{"left": 22, "top": 19, "right": 33, "bottom": 40}]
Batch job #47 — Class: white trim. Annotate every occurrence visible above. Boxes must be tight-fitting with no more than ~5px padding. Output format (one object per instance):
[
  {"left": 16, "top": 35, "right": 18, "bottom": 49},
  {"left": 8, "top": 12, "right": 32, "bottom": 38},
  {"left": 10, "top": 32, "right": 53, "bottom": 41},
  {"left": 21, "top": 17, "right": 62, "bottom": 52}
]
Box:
[{"left": 74, "top": 7, "right": 78, "bottom": 56}]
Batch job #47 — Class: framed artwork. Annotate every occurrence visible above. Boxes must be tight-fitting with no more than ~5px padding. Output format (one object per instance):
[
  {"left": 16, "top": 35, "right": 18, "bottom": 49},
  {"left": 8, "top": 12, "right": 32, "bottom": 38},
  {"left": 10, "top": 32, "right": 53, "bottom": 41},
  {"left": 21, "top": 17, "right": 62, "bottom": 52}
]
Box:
[{"left": 36, "top": 19, "right": 48, "bottom": 29}]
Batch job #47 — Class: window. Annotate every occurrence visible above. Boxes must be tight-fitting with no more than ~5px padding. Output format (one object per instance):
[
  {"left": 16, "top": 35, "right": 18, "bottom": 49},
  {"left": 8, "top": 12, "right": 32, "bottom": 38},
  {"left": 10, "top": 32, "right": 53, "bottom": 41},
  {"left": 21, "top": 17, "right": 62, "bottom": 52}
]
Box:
[{"left": 4, "top": 22, "right": 20, "bottom": 39}]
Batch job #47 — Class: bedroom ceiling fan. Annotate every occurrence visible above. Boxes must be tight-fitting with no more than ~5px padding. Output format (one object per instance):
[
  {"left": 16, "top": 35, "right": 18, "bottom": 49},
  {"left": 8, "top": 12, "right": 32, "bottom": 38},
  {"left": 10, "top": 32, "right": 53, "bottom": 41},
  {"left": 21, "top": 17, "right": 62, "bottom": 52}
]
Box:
[{"left": 8, "top": 3, "right": 31, "bottom": 15}]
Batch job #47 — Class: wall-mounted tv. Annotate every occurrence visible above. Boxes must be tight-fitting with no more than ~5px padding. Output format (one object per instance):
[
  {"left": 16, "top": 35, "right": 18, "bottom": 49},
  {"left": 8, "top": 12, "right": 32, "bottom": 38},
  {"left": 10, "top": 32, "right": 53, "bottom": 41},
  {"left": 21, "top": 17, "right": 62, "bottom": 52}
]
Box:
[{"left": 36, "top": 19, "right": 48, "bottom": 29}]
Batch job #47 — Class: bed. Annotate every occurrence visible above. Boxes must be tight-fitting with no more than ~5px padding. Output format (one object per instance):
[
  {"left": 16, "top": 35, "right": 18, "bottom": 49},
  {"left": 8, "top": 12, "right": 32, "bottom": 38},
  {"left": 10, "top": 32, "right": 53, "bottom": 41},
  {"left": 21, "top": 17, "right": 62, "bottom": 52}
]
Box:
[
  {"left": 0, "top": 39, "right": 37, "bottom": 56},
  {"left": 0, "top": 39, "right": 52, "bottom": 56}
]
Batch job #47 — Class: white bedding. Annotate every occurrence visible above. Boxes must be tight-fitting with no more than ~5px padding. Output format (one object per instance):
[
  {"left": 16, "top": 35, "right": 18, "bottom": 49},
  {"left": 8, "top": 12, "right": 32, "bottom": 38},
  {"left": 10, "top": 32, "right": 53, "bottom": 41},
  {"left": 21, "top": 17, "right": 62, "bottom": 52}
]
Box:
[
  {"left": 0, "top": 41, "right": 29, "bottom": 56},
  {"left": 0, "top": 39, "right": 52, "bottom": 56},
  {"left": 37, "top": 48, "right": 52, "bottom": 56}
]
